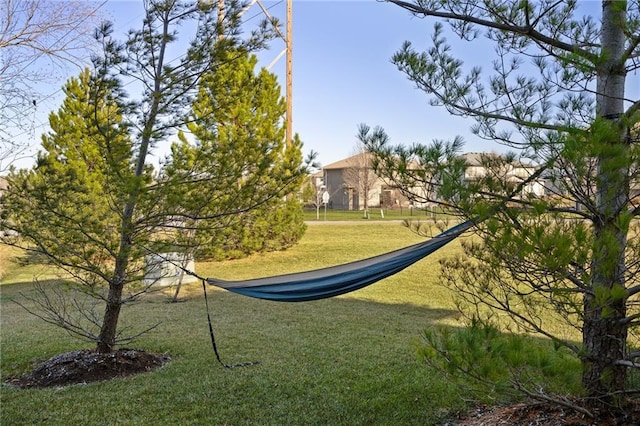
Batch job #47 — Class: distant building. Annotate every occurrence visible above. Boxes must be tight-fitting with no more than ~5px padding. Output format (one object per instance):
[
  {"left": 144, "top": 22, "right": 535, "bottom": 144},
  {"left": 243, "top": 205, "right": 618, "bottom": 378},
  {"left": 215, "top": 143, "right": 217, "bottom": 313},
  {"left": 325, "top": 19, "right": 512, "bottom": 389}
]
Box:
[
  {"left": 322, "top": 153, "right": 408, "bottom": 211},
  {"left": 460, "top": 152, "right": 546, "bottom": 197},
  {"left": 322, "top": 154, "right": 372, "bottom": 210},
  {"left": 318, "top": 148, "right": 639, "bottom": 211},
  {"left": 321, "top": 152, "right": 548, "bottom": 210},
  {"left": 0, "top": 176, "right": 7, "bottom": 201}
]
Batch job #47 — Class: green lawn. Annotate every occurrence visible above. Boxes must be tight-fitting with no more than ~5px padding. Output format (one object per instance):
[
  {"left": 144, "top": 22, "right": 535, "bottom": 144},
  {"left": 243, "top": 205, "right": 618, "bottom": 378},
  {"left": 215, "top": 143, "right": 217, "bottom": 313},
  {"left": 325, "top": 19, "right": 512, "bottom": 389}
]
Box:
[
  {"left": 302, "top": 206, "right": 449, "bottom": 222},
  {"left": 1, "top": 222, "right": 579, "bottom": 425}
]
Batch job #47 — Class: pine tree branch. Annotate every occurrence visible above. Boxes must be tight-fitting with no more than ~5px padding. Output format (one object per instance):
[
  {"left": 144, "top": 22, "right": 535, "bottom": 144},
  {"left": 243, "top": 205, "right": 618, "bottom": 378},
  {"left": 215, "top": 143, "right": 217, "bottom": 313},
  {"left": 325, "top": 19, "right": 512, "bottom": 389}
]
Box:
[
  {"left": 385, "top": 0, "right": 598, "bottom": 62},
  {"left": 511, "top": 380, "right": 595, "bottom": 418}
]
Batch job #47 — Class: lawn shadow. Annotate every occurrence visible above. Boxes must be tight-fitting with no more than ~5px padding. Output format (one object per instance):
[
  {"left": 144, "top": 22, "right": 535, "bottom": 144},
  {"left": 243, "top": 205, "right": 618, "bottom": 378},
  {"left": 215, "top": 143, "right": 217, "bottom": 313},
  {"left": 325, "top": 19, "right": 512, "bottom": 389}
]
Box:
[
  {"left": 0, "top": 278, "right": 63, "bottom": 298},
  {"left": 200, "top": 285, "right": 462, "bottom": 361}
]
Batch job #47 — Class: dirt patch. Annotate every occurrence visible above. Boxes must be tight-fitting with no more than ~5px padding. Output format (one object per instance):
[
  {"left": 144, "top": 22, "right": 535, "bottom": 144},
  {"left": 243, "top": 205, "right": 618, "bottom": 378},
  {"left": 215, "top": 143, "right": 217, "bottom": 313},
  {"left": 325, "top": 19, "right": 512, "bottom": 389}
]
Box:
[
  {"left": 5, "top": 348, "right": 170, "bottom": 389},
  {"left": 449, "top": 400, "right": 640, "bottom": 426}
]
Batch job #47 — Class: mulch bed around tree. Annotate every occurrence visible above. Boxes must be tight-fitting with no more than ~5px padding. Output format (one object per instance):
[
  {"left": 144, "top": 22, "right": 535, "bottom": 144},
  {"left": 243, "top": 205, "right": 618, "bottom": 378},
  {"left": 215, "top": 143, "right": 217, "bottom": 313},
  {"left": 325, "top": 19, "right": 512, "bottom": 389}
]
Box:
[
  {"left": 449, "top": 399, "right": 640, "bottom": 426},
  {"left": 4, "top": 348, "right": 171, "bottom": 389}
]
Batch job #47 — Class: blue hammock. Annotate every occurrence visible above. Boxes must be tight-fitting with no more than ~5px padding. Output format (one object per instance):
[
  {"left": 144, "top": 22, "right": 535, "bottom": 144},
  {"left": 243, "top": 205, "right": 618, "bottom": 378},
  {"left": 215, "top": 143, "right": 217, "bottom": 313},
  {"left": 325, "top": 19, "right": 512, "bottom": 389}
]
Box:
[{"left": 208, "top": 220, "right": 473, "bottom": 302}]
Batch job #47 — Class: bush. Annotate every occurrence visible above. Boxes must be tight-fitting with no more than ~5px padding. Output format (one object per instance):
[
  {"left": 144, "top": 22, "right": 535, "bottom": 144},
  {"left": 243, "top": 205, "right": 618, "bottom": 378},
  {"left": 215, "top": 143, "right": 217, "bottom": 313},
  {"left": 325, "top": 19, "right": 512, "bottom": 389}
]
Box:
[{"left": 416, "top": 318, "right": 582, "bottom": 403}]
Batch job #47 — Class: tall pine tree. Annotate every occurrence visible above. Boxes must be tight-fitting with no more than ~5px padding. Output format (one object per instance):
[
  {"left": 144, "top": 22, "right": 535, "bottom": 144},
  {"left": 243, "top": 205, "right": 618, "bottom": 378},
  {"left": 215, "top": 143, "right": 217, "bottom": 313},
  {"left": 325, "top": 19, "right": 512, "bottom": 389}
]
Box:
[
  {"left": 164, "top": 50, "right": 306, "bottom": 262},
  {"left": 365, "top": 0, "right": 640, "bottom": 409},
  {"left": 1, "top": 69, "right": 141, "bottom": 342}
]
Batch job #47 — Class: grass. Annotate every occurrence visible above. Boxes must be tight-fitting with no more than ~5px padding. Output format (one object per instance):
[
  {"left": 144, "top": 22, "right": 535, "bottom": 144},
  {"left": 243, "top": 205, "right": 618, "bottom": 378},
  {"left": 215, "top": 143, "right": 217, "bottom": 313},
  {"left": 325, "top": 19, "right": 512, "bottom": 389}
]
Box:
[
  {"left": 1, "top": 222, "right": 582, "bottom": 425},
  {"left": 302, "top": 206, "right": 450, "bottom": 222},
  {"left": 1, "top": 245, "right": 58, "bottom": 284}
]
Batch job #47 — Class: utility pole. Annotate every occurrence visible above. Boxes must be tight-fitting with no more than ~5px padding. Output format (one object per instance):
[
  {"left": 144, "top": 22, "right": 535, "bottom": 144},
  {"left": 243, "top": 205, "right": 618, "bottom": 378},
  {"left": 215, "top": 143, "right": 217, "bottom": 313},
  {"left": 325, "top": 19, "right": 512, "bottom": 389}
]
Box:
[
  {"left": 223, "top": 0, "right": 292, "bottom": 145},
  {"left": 244, "top": 0, "right": 292, "bottom": 147},
  {"left": 218, "top": 0, "right": 224, "bottom": 28},
  {"left": 285, "top": 0, "right": 293, "bottom": 147}
]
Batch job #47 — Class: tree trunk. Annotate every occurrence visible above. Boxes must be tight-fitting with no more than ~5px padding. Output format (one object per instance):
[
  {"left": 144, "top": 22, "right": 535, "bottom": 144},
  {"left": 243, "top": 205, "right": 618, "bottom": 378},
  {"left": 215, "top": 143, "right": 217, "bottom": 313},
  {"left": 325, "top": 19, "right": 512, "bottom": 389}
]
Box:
[
  {"left": 97, "top": 277, "right": 125, "bottom": 353},
  {"left": 95, "top": 6, "right": 170, "bottom": 352},
  {"left": 171, "top": 251, "right": 192, "bottom": 303},
  {"left": 582, "top": 0, "right": 629, "bottom": 401},
  {"left": 582, "top": 280, "right": 628, "bottom": 397},
  {"left": 97, "top": 204, "right": 135, "bottom": 353}
]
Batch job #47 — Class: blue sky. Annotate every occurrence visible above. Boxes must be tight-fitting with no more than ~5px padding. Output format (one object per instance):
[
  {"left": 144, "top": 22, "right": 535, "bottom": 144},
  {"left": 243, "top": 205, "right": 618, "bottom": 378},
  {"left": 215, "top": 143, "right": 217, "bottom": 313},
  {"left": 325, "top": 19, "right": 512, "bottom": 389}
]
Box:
[
  {"left": 247, "top": 0, "right": 499, "bottom": 166},
  {"left": 105, "top": 0, "right": 492, "bottom": 167},
  {"left": 14, "top": 0, "right": 639, "bottom": 169}
]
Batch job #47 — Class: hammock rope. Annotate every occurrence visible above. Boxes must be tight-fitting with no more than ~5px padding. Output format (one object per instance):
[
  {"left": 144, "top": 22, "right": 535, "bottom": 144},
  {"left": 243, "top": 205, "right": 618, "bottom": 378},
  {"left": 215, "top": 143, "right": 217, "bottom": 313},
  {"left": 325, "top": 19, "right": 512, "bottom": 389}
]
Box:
[
  {"left": 141, "top": 253, "right": 256, "bottom": 368},
  {"left": 201, "top": 278, "right": 259, "bottom": 369}
]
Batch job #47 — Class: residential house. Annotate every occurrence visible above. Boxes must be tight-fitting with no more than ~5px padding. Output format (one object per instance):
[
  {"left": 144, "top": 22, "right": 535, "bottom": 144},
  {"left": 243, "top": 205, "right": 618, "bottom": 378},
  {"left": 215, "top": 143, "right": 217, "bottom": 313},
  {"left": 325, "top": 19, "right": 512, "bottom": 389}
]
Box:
[
  {"left": 461, "top": 152, "right": 546, "bottom": 197},
  {"left": 320, "top": 149, "right": 640, "bottom": 211},
  {"left": 322, "top": 153, "right": 409, "bottom": 211},
  {"left": 0, "top": 176, "right": 7, "bottom": 199},
  {"left": 322, "top": 153, "right": 375, "bottom": 210},
  {"left": 321, "top": 151, "right": 549, "bottom": 211}
]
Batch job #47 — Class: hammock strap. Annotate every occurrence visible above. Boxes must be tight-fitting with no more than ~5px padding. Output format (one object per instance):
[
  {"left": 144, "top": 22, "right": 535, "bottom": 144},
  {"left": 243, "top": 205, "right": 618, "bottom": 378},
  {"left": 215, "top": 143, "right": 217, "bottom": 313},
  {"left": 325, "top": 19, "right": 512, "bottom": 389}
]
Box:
[
  {"left": 201, "top": 279, "right": 259, "bottom": 369},
  {"left": 139, "top": 249, "right": 258, "bottom": 368}
]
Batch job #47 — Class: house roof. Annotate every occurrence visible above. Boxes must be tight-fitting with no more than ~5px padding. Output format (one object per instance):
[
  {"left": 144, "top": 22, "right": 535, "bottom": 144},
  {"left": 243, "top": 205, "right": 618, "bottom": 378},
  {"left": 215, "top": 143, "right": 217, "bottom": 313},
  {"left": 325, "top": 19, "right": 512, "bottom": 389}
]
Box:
[
  {"left": 322, "top": 151, "right": 541, "bottom": 171},
  {"left": 460, "top": 152, "right": 502, "bottom": 166},
  {"left": 323, "top": 152, "right": 374, "bottom": 170},
  {"left": 460, "top": 152, "right": 537, "bottom": 168}
]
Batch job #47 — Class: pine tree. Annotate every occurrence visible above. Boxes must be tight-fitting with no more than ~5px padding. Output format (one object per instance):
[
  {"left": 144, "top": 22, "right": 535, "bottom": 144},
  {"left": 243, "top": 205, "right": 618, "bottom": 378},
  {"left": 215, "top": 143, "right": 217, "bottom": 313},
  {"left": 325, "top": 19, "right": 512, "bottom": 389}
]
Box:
[
  {"left": 164, "top": 50, "right": 306, "bottom": 263},
  {"left": 366, "top": 0, "right": 640, "bottom": 409},
  {"left": 1, "top": 69, "right": 138, "bottom": 342}
]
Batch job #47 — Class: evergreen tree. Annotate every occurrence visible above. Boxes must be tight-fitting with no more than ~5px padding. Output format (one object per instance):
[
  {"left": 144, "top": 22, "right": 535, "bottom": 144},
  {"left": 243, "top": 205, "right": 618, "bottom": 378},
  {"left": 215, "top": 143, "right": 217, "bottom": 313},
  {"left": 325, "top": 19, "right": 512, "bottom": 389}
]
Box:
[
  {"left": 1, "top": 69, "right": 139, "bottom": 342},
  {"left": 164, "top": 50, "right": 307, "bottom": 262},
  {"left": 365, "top": 0, "right": 640, "bottom": 409}
]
